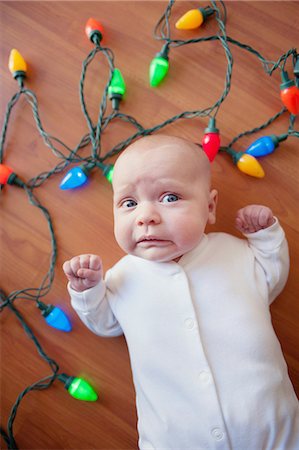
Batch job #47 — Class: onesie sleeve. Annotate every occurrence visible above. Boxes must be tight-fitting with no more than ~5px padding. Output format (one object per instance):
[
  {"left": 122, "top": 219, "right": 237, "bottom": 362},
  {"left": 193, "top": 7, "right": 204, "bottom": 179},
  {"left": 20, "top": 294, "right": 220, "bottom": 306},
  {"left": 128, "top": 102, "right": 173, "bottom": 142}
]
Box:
[
  {"left": 243, "top": 218, "right": 290, "bottom": 304},
  {"left": 68, "top": 280, "right": 123, "bottom": 337}
]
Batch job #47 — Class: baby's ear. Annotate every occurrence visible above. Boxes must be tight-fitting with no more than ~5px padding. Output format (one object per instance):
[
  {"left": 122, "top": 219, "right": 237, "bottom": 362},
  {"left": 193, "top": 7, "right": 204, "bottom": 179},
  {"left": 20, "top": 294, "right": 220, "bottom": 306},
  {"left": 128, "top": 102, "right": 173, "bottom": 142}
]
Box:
[{"left": 208, "top": 189, "right": 218, "bottom": 224}]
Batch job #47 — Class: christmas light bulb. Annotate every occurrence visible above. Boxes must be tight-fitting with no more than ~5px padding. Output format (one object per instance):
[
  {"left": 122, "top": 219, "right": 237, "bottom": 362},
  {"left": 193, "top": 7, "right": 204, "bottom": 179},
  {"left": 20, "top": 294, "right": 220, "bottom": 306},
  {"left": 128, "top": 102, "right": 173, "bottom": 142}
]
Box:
[
  {"left": 8, "top": 49, "right": 27, "bottom": 79},
  {"left": 85, "top": 18, "right": 104, "bottom": 44},
  {"left": 58, "top": 374, "right": 98, "bottom": 401},
  {"left": 97, "top": 162, "right": 114, "bottom": 183},
  {"left": 38, "top": 302, "right": 72, "bottom": 332},
  {"left": 0, "top": 164, "right": 25, "bottom": 187},
  {"left": 60, "top": 167, "right": 88, "bottom": 190},
  {"left": 245, "top": 134, "right": 288, "bottom": 158},
  {"left": 108, "top": 69, "right": 126, "bottom": 97},
  {"left": 202, "top": 118, "right": 220, "bottom": 162},
  {"left": 0, "top": 164, "right": 14, "bottom": 184},
  {"left": 234, "top": 153, "right": 265, "bottom": 178},
  {"left": 60, "top": 163, "right": 95, "bottom": 190},
  {"left": 108, "top": 68, "right": 126, "bottom": 110},
  {"left": 102, "top": 164, "right": 114, "bottom": 183},
  {"left": 280, "top": 71, "right": 299, "bottom": 115},
  {"left": 175, "top": 7, "right": 214, "bottom": 30},
  {"left": 149, "top": 45, "right": 169, "bottom": 87}
]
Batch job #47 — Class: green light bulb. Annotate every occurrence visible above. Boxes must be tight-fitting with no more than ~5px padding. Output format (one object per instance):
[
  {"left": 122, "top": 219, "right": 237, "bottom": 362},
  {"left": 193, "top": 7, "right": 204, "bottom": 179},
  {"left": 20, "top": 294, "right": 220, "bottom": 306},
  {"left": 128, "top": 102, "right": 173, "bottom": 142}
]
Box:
[
  {"left": 149, "top": 44, "right": 170, "bottom": 87},
  {"left": 149, "top": 56, "right": 169, "bottom": 87},
  {"left": 68, "top": 377, "right": 98, "bottom": 401},
  {"left": 108, "top": 68, "right": 126, "bottom": 110},
  {"left": 108, "top": 68, "right": 126, "bottom": 97},
  {"left": 103, "top": 164, "right": 114, "bottom": 183},
  {"left": 58, "top": 374, "right": 98, "bottom": 401}
]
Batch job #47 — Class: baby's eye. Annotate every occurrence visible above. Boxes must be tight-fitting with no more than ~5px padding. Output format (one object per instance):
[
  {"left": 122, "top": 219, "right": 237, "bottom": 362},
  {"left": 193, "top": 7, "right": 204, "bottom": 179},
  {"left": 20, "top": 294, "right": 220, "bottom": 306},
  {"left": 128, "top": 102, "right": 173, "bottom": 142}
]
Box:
[
  {"left": 122, "top": 199, "right": 137, "bottom": 208},
  {"left": 161, "top": 194, "right": 179, "bottom": 203}
]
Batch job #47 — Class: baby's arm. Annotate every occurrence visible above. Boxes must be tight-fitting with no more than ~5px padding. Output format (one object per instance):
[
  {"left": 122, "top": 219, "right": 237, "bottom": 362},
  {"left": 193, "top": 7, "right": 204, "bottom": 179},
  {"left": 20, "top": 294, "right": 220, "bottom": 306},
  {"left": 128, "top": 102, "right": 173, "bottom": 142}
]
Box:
[
  {"left": 235, "top": 205, "right": 289, "bottom": 304},
  {"left": 63, "top": 254, "right": 123, "bottom": 336}
]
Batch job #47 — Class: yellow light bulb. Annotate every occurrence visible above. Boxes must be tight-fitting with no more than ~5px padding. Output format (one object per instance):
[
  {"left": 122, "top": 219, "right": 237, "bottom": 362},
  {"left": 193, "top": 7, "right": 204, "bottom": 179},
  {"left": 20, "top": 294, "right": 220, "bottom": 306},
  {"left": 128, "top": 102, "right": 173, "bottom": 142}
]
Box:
[
  {"left": 236, "top": 154, "right": 265, "bottom": 178},
  {"left": 175, "top": 9, "right": 204, "bottom": 30},
  {"left": 8, "top": 49, "right": 27, "bottom": 78}
]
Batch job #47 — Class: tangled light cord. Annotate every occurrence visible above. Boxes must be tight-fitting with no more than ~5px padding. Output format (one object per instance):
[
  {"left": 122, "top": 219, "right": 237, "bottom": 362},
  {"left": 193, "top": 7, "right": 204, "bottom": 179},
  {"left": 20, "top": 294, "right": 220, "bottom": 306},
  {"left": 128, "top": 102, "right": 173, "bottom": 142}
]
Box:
[{"left": 0, "top": 1, "right": 298, "bottom": 448}]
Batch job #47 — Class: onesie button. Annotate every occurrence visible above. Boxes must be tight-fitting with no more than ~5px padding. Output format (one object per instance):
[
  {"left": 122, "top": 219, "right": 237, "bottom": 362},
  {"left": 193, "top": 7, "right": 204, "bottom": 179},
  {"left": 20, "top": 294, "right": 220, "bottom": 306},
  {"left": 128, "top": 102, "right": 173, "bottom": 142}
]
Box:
[
  {"left": 211, "top": 428, "right": 224, "bottom": 441},
  {"left": 199, "top": 371, "right": 212, "bottom": 384},
  {"left": 184, "top": 318, "right": 195, "bottom": 329}
]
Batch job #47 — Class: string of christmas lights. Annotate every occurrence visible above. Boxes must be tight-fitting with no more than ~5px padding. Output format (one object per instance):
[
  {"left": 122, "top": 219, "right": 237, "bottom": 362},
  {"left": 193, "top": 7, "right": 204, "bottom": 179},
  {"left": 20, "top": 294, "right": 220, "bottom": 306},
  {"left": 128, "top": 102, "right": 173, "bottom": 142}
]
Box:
[{"left": 1, "top": 1, "right": 298, "bottom": 448}]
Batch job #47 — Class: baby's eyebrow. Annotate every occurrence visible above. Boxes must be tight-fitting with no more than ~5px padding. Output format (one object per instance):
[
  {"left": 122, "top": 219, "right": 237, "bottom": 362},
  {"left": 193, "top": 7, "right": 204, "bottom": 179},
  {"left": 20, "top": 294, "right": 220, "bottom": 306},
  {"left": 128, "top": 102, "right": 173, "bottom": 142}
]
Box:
[
  {"left": 113, "top": 189, "right": 134, "bottom": 206},
  {"left": 113, "top": 180, "right": 134, "bottom": 192},
  {"left": 113, "top": 177, "right": 186, "bottom": 200}
]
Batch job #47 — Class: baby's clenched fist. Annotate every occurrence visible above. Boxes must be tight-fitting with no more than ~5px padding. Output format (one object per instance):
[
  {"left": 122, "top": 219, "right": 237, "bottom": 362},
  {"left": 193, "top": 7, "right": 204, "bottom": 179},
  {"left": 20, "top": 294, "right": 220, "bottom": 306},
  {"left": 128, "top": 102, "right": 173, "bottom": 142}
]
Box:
[
  {"left": 235, "top": 205, "right": 275, "bottom": 234},
  {"left": 63, "top": 254, "right": 102, "bottom": 292}
]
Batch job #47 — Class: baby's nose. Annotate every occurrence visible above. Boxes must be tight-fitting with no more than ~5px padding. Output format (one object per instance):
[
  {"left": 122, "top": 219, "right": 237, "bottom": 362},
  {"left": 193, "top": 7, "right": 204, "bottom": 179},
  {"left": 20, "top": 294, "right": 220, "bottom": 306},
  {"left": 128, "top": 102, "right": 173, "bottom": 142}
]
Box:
[{"left": 136, "top": 203, "right": 161, "bottom": 226}]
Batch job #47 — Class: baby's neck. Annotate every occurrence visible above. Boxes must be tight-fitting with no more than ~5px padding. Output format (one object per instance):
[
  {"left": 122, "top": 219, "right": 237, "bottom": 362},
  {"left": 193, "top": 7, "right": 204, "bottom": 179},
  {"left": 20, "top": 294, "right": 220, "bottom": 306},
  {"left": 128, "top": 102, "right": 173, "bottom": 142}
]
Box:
[{"left": 173, "top": 256, "right": 182, "bottom": 263}]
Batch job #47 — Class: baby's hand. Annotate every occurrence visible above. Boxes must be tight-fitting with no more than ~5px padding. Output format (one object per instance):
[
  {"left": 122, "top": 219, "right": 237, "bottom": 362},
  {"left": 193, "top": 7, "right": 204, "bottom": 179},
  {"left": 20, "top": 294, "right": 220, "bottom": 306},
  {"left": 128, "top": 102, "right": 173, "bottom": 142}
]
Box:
[
  {"left": 63, "top": 254, "right": 103, "bottom": 292},
  {"left": 235, "top": 205, "right": 275, "bottom": 234}
]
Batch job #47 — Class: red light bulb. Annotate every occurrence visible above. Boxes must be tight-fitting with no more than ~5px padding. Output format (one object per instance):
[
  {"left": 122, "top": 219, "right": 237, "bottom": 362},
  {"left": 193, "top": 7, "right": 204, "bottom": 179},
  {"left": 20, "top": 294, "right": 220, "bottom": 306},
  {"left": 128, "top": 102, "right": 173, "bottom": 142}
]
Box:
[
  {"left": 280, "top": 71, "right": 299, "bottom": 115},
  {"left": 85, "top": 18, "right": 104, "bottom": 44},
  {"left": 0, "top": 164, "right": 25, "bottom": 187},
  {"left": 0, "top": 164, "right": 14, "bottom": 184},
  {"left": 202, "top": 118, "right": 220, "bottom": 162}
]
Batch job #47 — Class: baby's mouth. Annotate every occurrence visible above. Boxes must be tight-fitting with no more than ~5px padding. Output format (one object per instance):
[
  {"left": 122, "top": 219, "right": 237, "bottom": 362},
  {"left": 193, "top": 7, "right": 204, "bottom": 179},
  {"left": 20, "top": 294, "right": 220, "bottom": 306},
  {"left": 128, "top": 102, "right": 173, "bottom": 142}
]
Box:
[
  {"left": 137, "top": 236, "right": 171, "bottom": 246},
  {"left": 137, "top": 236, "right": 161, "bottom": 243}
]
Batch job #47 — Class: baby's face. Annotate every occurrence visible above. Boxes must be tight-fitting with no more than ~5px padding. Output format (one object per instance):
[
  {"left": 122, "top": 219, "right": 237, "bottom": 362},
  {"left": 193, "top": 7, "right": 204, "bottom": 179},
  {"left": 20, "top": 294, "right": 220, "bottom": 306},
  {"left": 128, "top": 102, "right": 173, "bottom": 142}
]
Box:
[{"left": 112, "top": 136, "right": 217, "bottom": 262}]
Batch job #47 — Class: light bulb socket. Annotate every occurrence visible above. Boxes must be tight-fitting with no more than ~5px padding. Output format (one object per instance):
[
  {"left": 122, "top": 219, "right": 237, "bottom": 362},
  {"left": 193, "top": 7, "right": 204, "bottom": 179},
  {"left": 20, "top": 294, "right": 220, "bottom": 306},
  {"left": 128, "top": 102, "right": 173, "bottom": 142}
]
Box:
[
  {"left": 280, "top": 70, "right": 295, "bottom": 89},
  {"left": 276, "top": 133, "right": 288, "bottom": 144},
  {"left": 268, "top": 134, "right": 288, "bottom": 149},
  {"left": 109, "top": 93, "right": 123, "bottom": 110},
  {"left": 0, "top": 289, "right": 8, "bottom": 311},
  {"left": 13, "top": 70, "right": 26, "bottom": 80},
  {"left": 7, "top": 172, "right": 26, "bottom": 188},
  {"left": 80, "top": 162, "right": 96, "bottom": 176},
  {"left": 232, "top": 151, "right": 243, "bottom": 165},
  {"left": 204, "top": 117, "right": 219, "bottom": 134},
  {"left": 294, "top": 57, "right": 299, "bottom": 78},
  {"left": 90, "top": 31, "right": 103, "bottom": 45},
  {"left": 37, "top": 301, "right": 54, "bottom": 317},
  {"left": 199, "top": 7, "right": 215, "bottom": 21},
  {"left": 58, "top": 373, "right": 75, "bottom": 389},
  {"left": 157, "top": 44, "right": 170, "bottom": 61},
  {"left": 102, "top": 164, "right": 113, "bottom": 177}
]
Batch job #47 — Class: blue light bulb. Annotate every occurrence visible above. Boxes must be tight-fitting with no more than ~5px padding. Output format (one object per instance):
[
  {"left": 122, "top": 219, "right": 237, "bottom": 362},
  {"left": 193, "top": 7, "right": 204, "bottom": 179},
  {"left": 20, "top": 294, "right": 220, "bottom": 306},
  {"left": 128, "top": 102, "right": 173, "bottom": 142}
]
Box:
[
  {"left": 43, "top": 306, "right": 72, "bottom": 332},
  {"left": 245, "top": 134, "right": 287, "bottom": 158},
  {"left": 60, "top": 167, "right": 88, "bottom": 190}
]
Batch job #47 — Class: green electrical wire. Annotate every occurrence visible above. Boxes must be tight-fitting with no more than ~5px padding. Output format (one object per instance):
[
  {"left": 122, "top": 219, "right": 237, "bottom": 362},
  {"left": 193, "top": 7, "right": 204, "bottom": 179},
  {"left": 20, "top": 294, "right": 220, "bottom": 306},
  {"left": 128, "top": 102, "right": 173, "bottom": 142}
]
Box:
[{"left": 1, "top": 293, "right": 60, "bottom": 450}]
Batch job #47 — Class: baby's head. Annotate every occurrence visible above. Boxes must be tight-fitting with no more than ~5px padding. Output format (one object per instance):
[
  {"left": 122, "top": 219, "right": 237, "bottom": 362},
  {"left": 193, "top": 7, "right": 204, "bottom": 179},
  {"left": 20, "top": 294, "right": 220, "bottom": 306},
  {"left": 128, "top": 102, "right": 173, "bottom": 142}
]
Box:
[{"left": 112, "top": 135, "right": 218, "bottom": 262}]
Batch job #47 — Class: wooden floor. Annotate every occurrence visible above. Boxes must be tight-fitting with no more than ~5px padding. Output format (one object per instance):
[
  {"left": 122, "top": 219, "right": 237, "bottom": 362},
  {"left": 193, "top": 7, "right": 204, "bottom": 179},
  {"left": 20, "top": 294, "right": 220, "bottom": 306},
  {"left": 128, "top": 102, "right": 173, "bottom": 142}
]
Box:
[{"left": 1, "top": 1, "right": 298, "bottom": 449}]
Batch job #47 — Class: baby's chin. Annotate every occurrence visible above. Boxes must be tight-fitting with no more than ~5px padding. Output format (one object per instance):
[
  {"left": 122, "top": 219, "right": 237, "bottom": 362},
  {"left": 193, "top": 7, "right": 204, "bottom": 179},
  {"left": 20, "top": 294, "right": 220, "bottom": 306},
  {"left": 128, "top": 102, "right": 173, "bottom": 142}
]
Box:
[{"left": 129, "top": 248, "right": 184, "bottom": 263}]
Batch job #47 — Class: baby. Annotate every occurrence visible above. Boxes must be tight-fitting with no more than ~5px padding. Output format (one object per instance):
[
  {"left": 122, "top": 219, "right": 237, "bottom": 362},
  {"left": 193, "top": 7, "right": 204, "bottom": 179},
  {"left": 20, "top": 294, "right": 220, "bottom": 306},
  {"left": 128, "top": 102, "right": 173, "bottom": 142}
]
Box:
[{"left": 63, "top": 135, "right": 299, "bottom": 450}]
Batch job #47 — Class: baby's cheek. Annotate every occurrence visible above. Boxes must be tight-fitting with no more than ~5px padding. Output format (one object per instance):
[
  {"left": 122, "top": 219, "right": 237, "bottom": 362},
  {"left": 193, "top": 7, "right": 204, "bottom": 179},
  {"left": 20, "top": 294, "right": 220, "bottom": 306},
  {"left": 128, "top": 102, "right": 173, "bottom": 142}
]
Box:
[
  {"left": 115, "top": 223, "right": 133, "bottom": 253},
  {"left": 176, "top": 225, "right": 201, "bottom": 251}
]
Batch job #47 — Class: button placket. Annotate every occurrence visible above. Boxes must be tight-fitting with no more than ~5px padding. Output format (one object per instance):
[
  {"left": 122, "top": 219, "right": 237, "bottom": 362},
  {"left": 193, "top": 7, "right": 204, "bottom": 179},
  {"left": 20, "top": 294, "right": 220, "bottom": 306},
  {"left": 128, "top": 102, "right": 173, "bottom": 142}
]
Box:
[{"left": 172, "top": 266, "right": 229, "bottom": 449}]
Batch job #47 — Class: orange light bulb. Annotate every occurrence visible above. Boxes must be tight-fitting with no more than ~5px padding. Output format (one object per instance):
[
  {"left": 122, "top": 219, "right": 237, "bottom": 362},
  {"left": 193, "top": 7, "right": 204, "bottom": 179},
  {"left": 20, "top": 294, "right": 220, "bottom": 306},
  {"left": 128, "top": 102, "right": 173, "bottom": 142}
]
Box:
[
  {"left": 0, "top": 164, "right": 14, "bottom": 184},
  {"left": 8, "top": 49, "right": 27, "bottom": 79},
  {"left": 236, "top": 154, "right": 265, "bottom": 178},
  {"left": 0, "top": 164, "right": 25, "bottom": 187},
  {"left": 175, "top": 7, "right": 214, "bottom": 30},
  {"left": 85, "top": 18, "right": 104, "bottom": 44}
]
